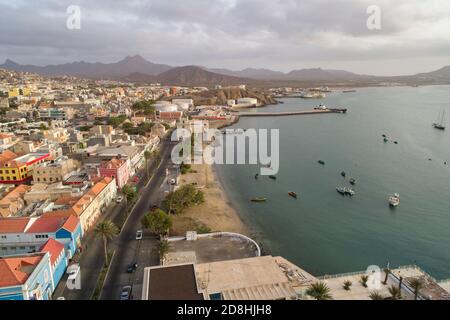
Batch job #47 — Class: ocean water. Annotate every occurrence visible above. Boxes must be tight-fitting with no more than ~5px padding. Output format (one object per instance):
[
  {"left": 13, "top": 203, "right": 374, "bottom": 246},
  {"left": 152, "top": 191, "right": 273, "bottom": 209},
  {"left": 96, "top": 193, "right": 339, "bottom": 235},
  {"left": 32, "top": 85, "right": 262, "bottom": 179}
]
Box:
[{"left": 215, "top": 85, "right": 450, "bottom": 279}]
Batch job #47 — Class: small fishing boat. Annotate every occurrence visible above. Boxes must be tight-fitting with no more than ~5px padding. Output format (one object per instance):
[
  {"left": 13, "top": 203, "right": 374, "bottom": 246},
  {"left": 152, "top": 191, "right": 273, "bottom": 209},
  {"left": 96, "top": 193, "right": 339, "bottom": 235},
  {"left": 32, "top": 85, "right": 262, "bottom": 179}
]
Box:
[
  {"left": 384, "top": 138, "right": 389, "bottom": 143},
  {"left": 389, "top": 193, "right": 400, "bottom": 207},
  {"left": 288, "top": 192, "right": 298, "bottom": 199},
  {"left": 336, "top": 187, "right": 347, "bottom": 195},
  {"left": 433, "top": 109, "right": 446, "bottom": 130},
  {"left": 341, "top": 171, "right": 346, "bottom": 177},
  {"left": 394, "top": 141, "right": 399, "bottom": 145},
  {"left": 255, "top": 174, "right": 259, "bottom": 180},
  {"left": 346, "top": 188, "right": 356, "bottom": 197},
  {"left": 269, "top": 175, "right": 277, "bottom": 180},
  {"left": 382, "top": 134, "right": 387, "bottom": 138},
  {"left": 251, "top": 197, "right": 267, "bottom": 203},
  {"left": 349, "top": 178, "right": 356, "bottom": 185},
  {"left": 318, "top": 160, "right": 325, "bottom": 165}
]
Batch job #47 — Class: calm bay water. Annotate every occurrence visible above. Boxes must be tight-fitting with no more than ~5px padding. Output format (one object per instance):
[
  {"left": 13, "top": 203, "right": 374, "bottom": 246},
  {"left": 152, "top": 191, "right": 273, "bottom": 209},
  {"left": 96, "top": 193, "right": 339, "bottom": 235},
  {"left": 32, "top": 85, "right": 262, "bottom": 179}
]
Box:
[{"left": 215, "top": 85, "right": 450, "bottom": 279}]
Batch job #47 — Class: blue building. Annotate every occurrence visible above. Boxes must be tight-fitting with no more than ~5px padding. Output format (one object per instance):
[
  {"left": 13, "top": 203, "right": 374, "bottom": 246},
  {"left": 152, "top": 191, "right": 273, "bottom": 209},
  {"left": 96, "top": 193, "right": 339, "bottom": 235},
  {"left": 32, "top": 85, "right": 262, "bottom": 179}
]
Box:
[
  {"left": 0, "top": 214, "right": 83, "bottom": 259},
  {"left": 0, "top": 239, "right": 67, "bottom": 300}
]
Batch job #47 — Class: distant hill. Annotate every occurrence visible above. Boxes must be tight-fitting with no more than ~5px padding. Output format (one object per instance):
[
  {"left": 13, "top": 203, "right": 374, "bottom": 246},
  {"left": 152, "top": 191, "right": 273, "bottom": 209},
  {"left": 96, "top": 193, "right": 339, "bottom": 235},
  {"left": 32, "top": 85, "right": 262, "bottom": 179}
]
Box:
[
  {"left": 2, "top": 55, "right": 450, "bottom": 85},
  {"left": 0, "top": 55, "right": 172, "bottom": 79}
]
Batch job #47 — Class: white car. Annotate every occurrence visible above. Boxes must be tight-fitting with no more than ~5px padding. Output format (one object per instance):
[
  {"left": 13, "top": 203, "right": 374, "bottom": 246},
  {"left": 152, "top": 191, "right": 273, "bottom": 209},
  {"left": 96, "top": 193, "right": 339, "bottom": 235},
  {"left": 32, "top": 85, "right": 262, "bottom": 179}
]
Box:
[
  {"left": 169, "top": 178, "right": 176, "bottom": 185},
  {"left": 136, "top": 230, "right": 143, "bottom": 240},
  {"left": 116, "top": 196, "right": 124, "bottom": 203}
]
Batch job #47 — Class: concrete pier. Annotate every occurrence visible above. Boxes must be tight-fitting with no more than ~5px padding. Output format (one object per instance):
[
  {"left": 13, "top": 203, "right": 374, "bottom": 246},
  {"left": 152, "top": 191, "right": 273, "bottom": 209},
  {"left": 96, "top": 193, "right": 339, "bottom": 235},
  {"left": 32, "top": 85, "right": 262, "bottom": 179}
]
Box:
[{"left": 237, "top": 108, "right": 347, "bottom": 117}]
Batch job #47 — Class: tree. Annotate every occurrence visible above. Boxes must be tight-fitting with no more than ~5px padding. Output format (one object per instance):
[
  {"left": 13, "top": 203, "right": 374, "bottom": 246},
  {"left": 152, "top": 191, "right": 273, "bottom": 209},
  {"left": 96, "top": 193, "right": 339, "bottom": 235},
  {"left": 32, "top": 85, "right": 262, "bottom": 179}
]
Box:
[
  {"left": 382, "top": 268, "right": 390, "bottom": 285},
  {"left": 144, "top": 150, "right": 152, "bottom": 180},
  {"left": 360, "top": 275, "right": 369, "bottom": 288},
  {"left": 108, "top": 115, "right": 127, "bottom": 128},
  {"left": 132, "top": 100, "right": 155, "bottom": 116},
  {"left": 94, "top": 220, "right": 119, "bottom": 266},
  {"left": 343, "top": 280, "right": 352, "bottom": 291},
  {"left": 153, "top": 239, "right": 170, "bottom": 264},
  {"left": 388, "top": 285, "right": 402, "bottom": 300},
  {"left": 369, "top": 291, "right": 384, "bottom": 300},
  {"left": 141, "top": 209, "right": 172, "bottom": 237},
  {"left": 122, "top": 185, "right": 137, "bottom": 211},
  {"left": 306, "top": 282, "right": 333, "bottom": 300},
  {"left": 409, "top": 278, "right": 424, "bottom": 300},
  {"left": 163, "top": 184, "right": 205, "bottom": 215}
]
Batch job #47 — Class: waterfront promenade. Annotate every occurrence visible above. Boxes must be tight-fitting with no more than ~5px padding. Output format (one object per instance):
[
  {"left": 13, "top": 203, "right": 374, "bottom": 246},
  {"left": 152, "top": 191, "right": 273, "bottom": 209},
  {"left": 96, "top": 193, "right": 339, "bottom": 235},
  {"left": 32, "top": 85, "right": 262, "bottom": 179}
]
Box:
[{"left": 237, "top": 108, "right": 347, "bottom": 117}]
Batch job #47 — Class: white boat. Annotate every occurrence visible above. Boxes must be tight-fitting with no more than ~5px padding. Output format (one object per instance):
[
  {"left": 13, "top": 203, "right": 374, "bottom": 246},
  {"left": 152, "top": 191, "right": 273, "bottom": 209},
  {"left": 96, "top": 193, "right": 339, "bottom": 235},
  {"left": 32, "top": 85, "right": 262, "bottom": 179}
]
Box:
[{"left": 389, "top": 193, "right": 400, "bottom": 207}]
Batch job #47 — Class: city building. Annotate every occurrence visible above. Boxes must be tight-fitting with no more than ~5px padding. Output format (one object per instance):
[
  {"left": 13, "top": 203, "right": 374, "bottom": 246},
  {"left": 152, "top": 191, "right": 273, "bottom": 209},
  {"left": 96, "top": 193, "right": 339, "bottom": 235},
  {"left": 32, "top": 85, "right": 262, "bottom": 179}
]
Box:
[
  {"left": 0, "top": 151, "right": 50, "bottom": 184},
  {"left": 33, "top": 157, "right": 80, "bottom": 184},
  {"left": 98, "top": 157, "right": 131, "bottom": 189},
  {"left": 0, "top": 185, "right": 30, "bottom": 218},
  {"left": 0, "top": 215, "right": 82, "bottom": 259}
]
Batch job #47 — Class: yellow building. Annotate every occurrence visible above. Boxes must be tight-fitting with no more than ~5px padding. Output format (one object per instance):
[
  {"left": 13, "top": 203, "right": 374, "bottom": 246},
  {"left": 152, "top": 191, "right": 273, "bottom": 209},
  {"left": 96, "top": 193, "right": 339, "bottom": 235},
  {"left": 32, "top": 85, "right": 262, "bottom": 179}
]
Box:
[
  {"left": 0, "top": 150, "right": 50, "bottom": 184},
  {"left": 8, "top": 87, "right": 31, "bottom": 98}
]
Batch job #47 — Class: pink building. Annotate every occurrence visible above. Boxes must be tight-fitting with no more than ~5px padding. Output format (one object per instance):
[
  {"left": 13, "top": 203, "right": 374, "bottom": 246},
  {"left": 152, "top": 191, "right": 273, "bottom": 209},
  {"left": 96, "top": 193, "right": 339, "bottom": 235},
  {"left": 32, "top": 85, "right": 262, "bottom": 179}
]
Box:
[{"left": 98, "top": 158, "right": 130, "bottom": 189}]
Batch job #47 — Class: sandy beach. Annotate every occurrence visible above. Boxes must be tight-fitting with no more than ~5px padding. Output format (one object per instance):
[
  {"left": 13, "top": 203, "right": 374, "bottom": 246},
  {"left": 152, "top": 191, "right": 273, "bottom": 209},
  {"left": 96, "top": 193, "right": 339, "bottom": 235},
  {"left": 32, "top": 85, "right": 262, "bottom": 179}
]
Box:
[{"left": 170, "top": 162, "right": 249, "bottom": 236}]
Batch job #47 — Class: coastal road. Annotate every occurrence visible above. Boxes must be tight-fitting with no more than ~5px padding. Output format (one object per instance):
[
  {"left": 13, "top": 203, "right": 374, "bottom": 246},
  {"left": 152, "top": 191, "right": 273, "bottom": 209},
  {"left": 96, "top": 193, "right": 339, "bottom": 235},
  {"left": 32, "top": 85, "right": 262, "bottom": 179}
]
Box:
[{"left": 100, "top": 137, "right": 176, "bottom": 300}]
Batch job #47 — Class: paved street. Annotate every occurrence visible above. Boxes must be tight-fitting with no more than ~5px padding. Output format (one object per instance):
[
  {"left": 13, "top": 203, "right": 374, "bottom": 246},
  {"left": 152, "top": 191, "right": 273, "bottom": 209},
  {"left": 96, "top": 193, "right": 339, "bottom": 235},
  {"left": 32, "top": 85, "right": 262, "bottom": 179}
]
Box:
[
  {"left": 101, "top": 137, "right": 176, "bottom": 300},
  {"left": 53, "top": 136, "right": 176, "bottom": 300}
]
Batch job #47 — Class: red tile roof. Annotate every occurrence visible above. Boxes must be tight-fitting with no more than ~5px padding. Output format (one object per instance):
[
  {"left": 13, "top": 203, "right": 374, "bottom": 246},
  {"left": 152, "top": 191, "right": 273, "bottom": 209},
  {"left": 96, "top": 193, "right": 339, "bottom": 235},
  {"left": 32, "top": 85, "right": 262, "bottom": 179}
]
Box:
[
  {"left": 61, "top": 215, "right": 80, "bottom": 233},
  {"left": 25, "top": 216, "right": 67, "bottom": 234},
  {"left": 40, "top": 239, "right": 65, "bottom": 265},
  {"left": 0, "top": 218, "right": 30, "bottom": 234},
  {"left": 0, "top": 256, "right": 43, "bottom": 287}
]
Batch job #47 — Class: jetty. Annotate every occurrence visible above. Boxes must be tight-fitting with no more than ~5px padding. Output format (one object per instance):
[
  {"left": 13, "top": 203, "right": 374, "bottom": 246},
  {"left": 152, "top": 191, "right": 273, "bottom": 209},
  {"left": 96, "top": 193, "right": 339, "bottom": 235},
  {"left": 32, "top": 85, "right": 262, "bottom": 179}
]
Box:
[{"left": 238, "top": 108, "right": 347, "bottom": 117}]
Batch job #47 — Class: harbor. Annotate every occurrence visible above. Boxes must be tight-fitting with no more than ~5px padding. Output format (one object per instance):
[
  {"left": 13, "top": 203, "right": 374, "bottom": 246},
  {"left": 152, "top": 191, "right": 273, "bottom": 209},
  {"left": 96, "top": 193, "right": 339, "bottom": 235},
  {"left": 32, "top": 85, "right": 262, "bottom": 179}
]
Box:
[
  {"left": 215, "top": 86, "right": 450, "bottom": 280},
  {"left": 237, "top": 108, "right": 347, "bottom": 117}
]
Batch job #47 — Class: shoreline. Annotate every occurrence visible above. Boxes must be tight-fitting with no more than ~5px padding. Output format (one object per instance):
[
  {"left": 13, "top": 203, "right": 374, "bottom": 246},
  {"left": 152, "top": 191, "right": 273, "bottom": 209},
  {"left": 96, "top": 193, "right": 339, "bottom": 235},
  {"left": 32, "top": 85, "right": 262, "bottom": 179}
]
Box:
[{"left": 171, "top": 162, "right": 250, "bottom": 237}]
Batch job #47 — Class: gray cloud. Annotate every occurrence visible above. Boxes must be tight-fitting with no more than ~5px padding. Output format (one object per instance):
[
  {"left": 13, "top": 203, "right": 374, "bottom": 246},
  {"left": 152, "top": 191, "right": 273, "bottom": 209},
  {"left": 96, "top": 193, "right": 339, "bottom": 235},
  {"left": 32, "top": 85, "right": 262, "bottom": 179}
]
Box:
[{"left": 0, "top": 0, "right": 449, "bottom": 75}]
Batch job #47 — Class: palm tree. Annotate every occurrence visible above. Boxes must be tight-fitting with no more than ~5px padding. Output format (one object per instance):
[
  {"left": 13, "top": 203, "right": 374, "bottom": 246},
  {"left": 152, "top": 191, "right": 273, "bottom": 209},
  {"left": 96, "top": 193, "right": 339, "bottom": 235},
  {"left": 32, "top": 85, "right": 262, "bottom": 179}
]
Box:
[
  {"left": 144, "top": 150, "right": 152, "bottom": 180},
  {"left": 343, "top": 280, "right": 352, "bottom": 291},
  {"left": 369, "top": 291, "right": 384, "bottom": 300},
  {"left": 122, "top": 185, "right": 137, "bottom": 212},
  {"left": 360, "top": 275, "right": 369, "bottom": 288},
  {"left": 153, "top": 239, "right": 171, "bottom": 264},
  {"left": 94, "top": 220, "right": 119, "bottom": 266},
  {"left": 305, "top": 282, "right": 333, "bottom": 300},
  {"left": 388, "top": 285, "right": 402, "bottom": 300},
  {"left": 383, "top": 268, "right": 390, "bottom": 285},
  {"left": 409, "top": 278, "right": 424, "bottom": 300}
]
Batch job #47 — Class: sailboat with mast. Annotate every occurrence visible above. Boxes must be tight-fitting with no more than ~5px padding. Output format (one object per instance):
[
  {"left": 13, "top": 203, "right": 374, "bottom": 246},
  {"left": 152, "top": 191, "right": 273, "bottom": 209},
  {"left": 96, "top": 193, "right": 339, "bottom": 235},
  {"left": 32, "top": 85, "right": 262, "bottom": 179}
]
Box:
[{"left": 433, "top": 109, "right": 446, "bottom": 131}]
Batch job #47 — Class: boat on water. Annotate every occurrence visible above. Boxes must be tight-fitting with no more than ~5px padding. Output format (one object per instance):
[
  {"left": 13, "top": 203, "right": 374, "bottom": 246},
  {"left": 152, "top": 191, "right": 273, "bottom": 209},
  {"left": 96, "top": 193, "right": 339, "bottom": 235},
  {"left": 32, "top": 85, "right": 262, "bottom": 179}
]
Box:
[
  {"left": 251, "top": 197, "right": 267, "bottom": 203},
  {"left": 341, "top": 171, "right": 346, "bottom": 177},
  {"left": 314, "top": 104, "right": 328, "bottom": 110},
  {"left": 349, "top": 178, "right": 356, "bottom": 185},
  {"left": 269, "top": 175, "right": 277, "bottom": 180},
  {"left": 318, "top": 160, "right": 325, "bottom": 165},
  {"left": 343, "top": 90, "right": 357, "bottom": 93},
  {"left": 337, "top": 187, "right": 355, "bottom": 197},
  {"left": 433, "top": 109, "right": 446, "bottom": 130},
  {"left": 255, "top": 174, "right": 259, "bottom": 180},
  {"left": 288, "top": 192, "right": 298, "bottom": 199},
  {"left": 389, "top": 193, "right": 400, "bottom": 207}
]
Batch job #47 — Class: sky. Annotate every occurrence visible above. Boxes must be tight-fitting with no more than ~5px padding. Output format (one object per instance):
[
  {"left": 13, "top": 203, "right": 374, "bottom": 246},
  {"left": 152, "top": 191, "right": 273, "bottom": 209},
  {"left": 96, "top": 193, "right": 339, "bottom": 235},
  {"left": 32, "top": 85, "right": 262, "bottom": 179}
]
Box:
[{"left": 0, "top": 0, "right": 449, "bottom": 76}]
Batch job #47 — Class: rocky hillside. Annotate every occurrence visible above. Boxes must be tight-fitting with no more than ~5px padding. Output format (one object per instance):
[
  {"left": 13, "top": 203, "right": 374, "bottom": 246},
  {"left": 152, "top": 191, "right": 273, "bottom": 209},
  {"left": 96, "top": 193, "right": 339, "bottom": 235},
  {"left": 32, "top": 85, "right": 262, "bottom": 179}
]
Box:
[{"left": 170, "top": 87, "right": 277, "bottom": 106}]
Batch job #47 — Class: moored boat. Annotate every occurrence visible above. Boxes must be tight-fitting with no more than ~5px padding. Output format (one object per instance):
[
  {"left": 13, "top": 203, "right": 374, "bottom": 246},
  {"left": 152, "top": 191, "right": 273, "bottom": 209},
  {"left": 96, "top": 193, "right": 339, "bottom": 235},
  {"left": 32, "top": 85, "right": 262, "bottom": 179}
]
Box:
[
  {"left": 288, "top": 192, "right": 298, "bottom": 199},
  {"left": 251, "top": 197, "right": 267, "bottom": 203},
  {"left": 318, "top": 160, "right": 325, "bottom": 165},
  {"left": 341, "top": 171, "right": 346, "bottom": 177},
  {"left": 269, "top": 175, "right": 277, "bottom": 180},
  {"left": 389, "top": 193, "right": 400, "bottom": 207},
  {"left": 349, "top": 178, "right": 356, "bottom": 185}
]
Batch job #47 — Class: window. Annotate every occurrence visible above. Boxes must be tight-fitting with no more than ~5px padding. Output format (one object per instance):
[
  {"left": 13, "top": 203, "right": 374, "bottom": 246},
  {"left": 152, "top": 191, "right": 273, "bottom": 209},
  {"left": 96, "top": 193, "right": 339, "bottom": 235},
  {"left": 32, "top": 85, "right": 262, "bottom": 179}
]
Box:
[
  {"left": 12, "top": 170, "right": 16, "bottom": 174},
  {"left": 0, "top": 170, "right": 2, "bottom": 174},
  {"left": 19, "top": 246, "right": 25, "bottom": 250},
  {"left": 0, "top": 236, "right": 6, "bottom": 239}
]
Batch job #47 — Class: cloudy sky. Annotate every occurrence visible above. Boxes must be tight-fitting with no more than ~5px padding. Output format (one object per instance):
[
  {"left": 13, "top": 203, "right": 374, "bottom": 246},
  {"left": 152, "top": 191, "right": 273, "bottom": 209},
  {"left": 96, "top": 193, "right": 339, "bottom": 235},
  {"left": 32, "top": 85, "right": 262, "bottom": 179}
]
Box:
[{"left": 0, "top": 0, "right": 449, "bottom": 75}]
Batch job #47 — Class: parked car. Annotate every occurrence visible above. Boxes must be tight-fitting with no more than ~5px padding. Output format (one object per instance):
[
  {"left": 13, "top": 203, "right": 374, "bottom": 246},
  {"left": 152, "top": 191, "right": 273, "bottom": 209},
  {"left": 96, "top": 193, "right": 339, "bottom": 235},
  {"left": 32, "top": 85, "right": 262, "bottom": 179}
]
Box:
[
  {"left": 150, "top": 205, "right": 159, "bottom": 212},
  {"left": 120, "top": 286, "right": 132, "bottom": 300},
  {"left": 116, "top": 196, "right": 124, "bottom": 204},
  {"left": 169, "top": 178, "right": 176, "bottom": 185},
  {"left": 136, "top": 230, "right": 143, "bottom": 240},
  {"left": 132, "top": 176, "right": 140, "bottom": 183}
]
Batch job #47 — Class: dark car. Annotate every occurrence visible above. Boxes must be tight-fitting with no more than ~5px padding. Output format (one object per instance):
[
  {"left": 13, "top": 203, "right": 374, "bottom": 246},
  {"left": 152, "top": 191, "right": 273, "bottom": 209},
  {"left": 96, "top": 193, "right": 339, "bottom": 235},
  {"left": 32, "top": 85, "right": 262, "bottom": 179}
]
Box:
[
  {"left": 120, "top": 286, "right": 132, "bottom": 300},
  {"left": 126, "top": 263, "right": 138, "bottom": 273},
  {"left": 150, "top": 205, "right": 159, "bottom": 212}
]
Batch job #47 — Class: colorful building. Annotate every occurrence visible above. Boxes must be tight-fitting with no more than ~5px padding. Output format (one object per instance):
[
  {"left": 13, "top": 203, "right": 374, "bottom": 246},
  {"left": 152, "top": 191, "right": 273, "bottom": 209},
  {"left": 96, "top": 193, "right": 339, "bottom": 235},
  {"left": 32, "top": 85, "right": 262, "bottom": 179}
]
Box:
[
  {"left": 0, "top": 239, "right": 67, "bottom": 300},
  {"left": 98, "top": 157, "right": 130, "bottom": 189},
  {"left": 0, "top": 215, "right": 83, "bottom": 259},
  {"left": 0, "top": 150, "right": 50, "bottom": 184}
]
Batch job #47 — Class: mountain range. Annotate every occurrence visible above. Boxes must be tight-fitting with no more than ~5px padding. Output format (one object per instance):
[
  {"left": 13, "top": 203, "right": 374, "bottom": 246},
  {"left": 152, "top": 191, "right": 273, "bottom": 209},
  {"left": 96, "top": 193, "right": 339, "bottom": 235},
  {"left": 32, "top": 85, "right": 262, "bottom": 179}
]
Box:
[{"left": 1, "top": 55, "right": 450, "bottom": 86}]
